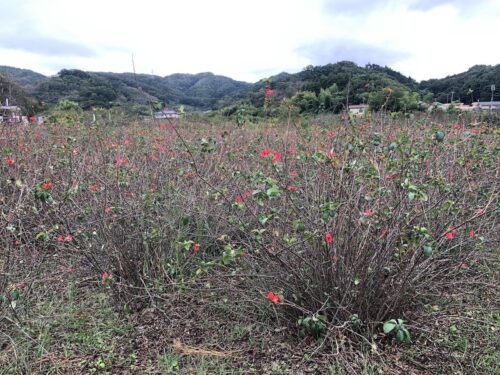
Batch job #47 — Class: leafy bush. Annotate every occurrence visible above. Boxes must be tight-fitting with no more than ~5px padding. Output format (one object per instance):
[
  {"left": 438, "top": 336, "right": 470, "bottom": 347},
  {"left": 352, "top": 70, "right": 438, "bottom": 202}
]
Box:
[{"left": 1, "top": 115, "right": 497, "bottom": 351}]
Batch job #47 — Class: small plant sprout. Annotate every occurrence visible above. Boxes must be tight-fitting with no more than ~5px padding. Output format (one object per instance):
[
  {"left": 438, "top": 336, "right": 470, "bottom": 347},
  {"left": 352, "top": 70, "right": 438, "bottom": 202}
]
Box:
[{"left": 383, "top": 319, "right": 411, "bottom": 343}]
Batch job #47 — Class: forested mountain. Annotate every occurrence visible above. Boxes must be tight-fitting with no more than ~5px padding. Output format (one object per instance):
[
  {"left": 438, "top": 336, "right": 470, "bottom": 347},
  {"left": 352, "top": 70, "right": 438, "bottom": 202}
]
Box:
[
  {"left": 0, "top": 66, "right": 47, "bottom": 92},
  {"left": 0, "top": 73, "right": 42, "bottom": 115},
  {"left": 419, "top": 64, "right": 500, "bottom": 104},
  {"left": 242, "top": 61, "right": 425, "bottom": 113},
  {"left": 33, "top": 69, "right": 252, "bottom": 109},
  {"left": 0, "top": 66, "right": 252, "bottom": 110},
  {"left": 0, "top": 62, "right": 498, "bottom": 113}
]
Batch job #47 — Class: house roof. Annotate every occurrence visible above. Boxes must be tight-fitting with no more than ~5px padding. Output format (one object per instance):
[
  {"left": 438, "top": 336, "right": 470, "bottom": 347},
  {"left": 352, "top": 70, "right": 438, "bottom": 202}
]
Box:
[
  {"left": 478, "top": 101, "right": 500, "bottom": 106},
  {"left": 0, "top": 105, "right": 21, "bottom": 110}
]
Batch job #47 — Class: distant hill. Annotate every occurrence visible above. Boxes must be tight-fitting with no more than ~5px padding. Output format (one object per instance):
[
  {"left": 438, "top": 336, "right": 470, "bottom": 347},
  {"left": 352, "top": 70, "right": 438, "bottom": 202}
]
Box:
[
  {"left": 32, "top": 69, "right": 253, "bottom": 110},
  {"left": 0, "top": 66, "right": 47, "bottom": 92},
  {"left": 1, "top": 62, "right": 498, "bottom": 112},
  {"left": 241, "top": 61, "right": 423, "bottom": 112},
  {"left": 0, "top": 72, "right": 42, "bottom": 115},
  {"left": 419, "top": 64, "right": 500, "bottom": 104}
]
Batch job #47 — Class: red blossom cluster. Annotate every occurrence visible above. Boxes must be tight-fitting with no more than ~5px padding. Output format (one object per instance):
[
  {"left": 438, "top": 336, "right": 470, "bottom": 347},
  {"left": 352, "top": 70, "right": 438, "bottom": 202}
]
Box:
[
  {"left": 101, "top": 272, "right": 109, "bottom": 285},
  {"left": 325, "top": 232, "right": 334, "bottom": 244},
  {"left": 57, "top": 234, "right": 73, "bottom": 242},
  {"left": 40, "top": 182, "right": 53, "bottom": 189},
  {"left": 266, "top": 292, "right": 280, "bottom": 304}
]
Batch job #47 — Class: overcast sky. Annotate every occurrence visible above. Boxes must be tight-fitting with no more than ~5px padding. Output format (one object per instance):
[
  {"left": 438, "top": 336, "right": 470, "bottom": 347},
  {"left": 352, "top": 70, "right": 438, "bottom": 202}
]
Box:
[{"left": 1, "top": 0, "right": 499, "bottom": 82}]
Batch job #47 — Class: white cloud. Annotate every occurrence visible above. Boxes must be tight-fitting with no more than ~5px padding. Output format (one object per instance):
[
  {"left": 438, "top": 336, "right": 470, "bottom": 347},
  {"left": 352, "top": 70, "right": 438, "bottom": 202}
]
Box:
[{"left": 1, "top": 0, "right": 498, "bottom": 81}]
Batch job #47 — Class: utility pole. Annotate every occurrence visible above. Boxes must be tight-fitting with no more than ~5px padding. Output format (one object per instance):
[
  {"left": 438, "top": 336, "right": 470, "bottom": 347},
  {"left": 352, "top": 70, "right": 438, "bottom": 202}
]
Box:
[
  {"left": 490, "top": 85, "right": 495, "bottom": 122},
  {"left": 451, "top": 91, "right": 454, "bottom": 103}
]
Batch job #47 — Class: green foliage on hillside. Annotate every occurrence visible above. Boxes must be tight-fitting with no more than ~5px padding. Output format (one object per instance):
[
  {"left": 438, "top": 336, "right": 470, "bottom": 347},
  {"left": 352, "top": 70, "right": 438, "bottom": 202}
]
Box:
[
  {"left": 242, "top": 61, "right": 423, "bottom": 114},
  {"left": 0, "top": 65, "right": 47, "bottom": 92},
  {"left": 420, "top": 64, "right": 500, "bottom": 104},
  {"left": 0, "top": 73, "right": 42, "bottom": 115},
  {"left": 2, "top": 62, "right": 498, "bottom": 114},
  {"left": 32, "top": 69, "right": 252, "bottom": 110}
]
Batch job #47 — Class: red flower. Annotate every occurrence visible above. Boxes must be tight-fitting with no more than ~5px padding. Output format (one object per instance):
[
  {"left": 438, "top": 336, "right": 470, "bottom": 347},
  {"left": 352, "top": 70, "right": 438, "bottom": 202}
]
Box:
[
  {"left": 101, "top": 272, "right": 109, "bottom": 285},
  {"left": 234, "top": 196, "right": 243, "bottom": 204},
  {"left": 260, "top": 148, "right": 271, "bottom": 157},
  {"left": 265, "top": 89, "right": 273, "bottom": 96},
  {"left": 89, "top": 185, "right": 97, "bottom": 191},
  {"left": 325, "top": 149, "right": 335, "bottom": 158},
  {"left": 475, "top": 208, "right": 484, "bottom": 216},
  {"left": 116, "top": 157, "right": 128, "bottom": 166},
  {"left": 469, "top": 229, "right": 476, "bottom": 238},
  {"left": 193, "top": 243, "right": 200, "bottom": 253},
  {"left": 287, "top": 185, "right": 297, "bottom": 192},
  {"left": 327, "top": 132, "right": 336, "bottom": 138},
  {"left": 272, "top": 151, "right": 282, "bottom": 163},
  {"left": 58, "top": 234, "right": 73, "bottom": 242},
  {"left": 453, "top": 122, "right": 461, "bottom": 130},
  {"left": 124, "top": 139, "right": 131, "bottom": 145},
  {"left": 470, "top": 128, "right": 479, "bottom": 135},
  {"left": 161, "top": 123, "right": 166, "bottom": 129},
  {"left": 363, "top": 209, "right": 373, "bottom": 216},
  {"left": 288, "top": 146, "right": 295, "bottom": 154},
  {"left": 325, "top": 232, "right": 333, "bottom": 244},
  {"left": 40, "top": 182, "right": 53, "bottom": 189},
  {"left": 4, "top": 158, "right": 14, "bottom": 165},
  {"left": 266, "top": 292, "right": 280, "bottom": 304},
  {"left": 105, "top": 207, "right": 113, "bottom": 214},
  {"left": 18, "top": 282, "right": 26, "bottom": 289},
  {"left": 444, "top": 227, "right": 457, "bottom": 240},
  {"left": 289, "top": 170, "right": 298, "bottom": 177}
]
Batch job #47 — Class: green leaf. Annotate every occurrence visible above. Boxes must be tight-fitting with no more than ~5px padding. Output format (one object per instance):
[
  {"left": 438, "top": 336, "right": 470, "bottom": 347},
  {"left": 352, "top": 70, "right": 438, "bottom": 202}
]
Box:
[
  {"left": 293, "top": 220, "right": 305, "bottom": 233},
  {"left": 383, "top": 320, "right": 397, "bottom": 333},
  {"left": 423, "top": 245, "right": 433, "bottom": 257},
  {"left": 396, "top": 329, "right": 405, "bottom": 342},
  {"left": 401, "top": 327, "right": 411, "bottom": 342},
  {"left": 435, "top": 131, "right": 445, "bottom": 142},
  {"left": 266, "top": 185, "right": 281, "bottom": 198}
]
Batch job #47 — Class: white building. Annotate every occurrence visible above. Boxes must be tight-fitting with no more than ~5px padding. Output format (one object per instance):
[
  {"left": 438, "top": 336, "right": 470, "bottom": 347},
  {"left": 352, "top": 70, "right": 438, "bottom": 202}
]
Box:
[{"left": 349, "top": 104, "right": 369, "bottom": 116}]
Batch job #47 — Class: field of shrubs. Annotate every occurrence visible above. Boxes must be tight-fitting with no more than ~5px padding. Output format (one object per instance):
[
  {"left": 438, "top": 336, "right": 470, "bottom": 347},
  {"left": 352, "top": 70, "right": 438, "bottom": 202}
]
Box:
[{"left": 1, "top": 112, "right": 498, "bottom": 374}]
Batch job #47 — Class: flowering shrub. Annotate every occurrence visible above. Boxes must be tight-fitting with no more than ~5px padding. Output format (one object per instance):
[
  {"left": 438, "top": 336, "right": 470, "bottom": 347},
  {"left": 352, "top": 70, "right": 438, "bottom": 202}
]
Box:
[{"left": 0, "top": 115, "right": 497, "bottom": 350}]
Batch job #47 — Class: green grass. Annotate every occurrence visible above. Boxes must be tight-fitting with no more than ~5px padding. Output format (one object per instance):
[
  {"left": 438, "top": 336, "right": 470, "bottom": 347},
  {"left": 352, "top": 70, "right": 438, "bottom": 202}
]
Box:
[{"left": 0, "top": 281, "right": 136, "bottom": 374}]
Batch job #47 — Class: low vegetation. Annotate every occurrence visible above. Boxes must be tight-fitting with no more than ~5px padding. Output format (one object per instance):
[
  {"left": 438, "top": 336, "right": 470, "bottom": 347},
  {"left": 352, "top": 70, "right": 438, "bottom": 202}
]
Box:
[{"left": 1, "top": 112, "right": 498, "bottom": 374}]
